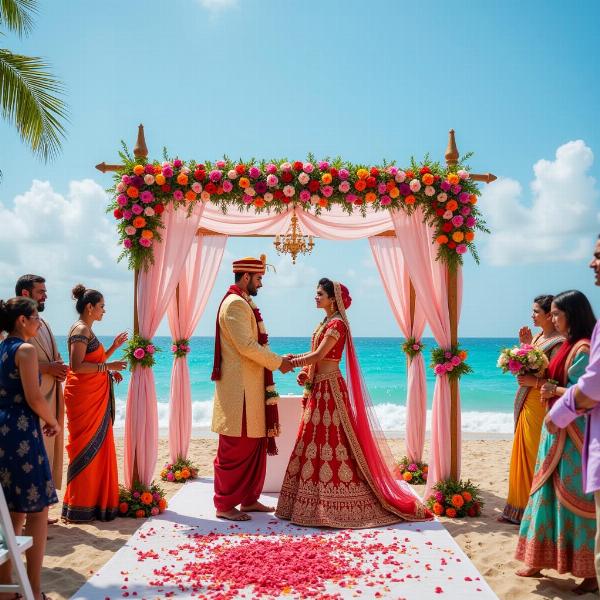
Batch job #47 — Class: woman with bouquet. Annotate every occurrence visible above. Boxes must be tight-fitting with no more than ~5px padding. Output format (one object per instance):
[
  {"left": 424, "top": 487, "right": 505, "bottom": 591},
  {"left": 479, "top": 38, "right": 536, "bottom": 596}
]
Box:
[
  {"left": 499, "top": 295, "right": 563, "bottom": 524},
  {"left": 515, "top": 290, "right": 597, "bottom": 594}
]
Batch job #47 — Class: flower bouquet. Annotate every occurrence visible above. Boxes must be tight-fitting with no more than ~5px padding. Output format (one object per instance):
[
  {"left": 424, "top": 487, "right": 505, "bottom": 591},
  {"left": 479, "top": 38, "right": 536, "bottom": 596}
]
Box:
[
  {"left": 497, "top": 344, "right": 549, "bottom": 376},
  {"left": 394, "top": 456, "right": 428, "bottom": 484},
  {"left": 402, "top": 337, "right": 425, "bottom": 361},
  {"left": 430, "top": 345, "right": 472, "bottom": 380},
  {"left": 118, "top": 481, "right": 167, "bottom": 518},
  {"left": 124, "top": 335, "right": 159, "bottom": 369},
  {"left": 171, "top": 338, "right": 191, "bottom": 358},
  {"left": 426, "top": 479, "right": 483, "bottom": 518},
  {"left": 160, "top": 457, "right": 198, "bottom": 483}
]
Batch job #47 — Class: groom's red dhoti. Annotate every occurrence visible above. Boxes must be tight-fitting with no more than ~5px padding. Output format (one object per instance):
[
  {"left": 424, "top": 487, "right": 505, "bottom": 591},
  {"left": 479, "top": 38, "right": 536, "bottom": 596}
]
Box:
[{"left": 213, "top": 404, "right": 267, "bottom": 512}]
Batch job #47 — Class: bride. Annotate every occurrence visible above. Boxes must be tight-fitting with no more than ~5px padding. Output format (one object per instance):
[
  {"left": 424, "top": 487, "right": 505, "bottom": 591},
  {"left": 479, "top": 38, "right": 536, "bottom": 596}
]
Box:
[{"left": 275, "top": 278, "right": 432, "bottom": 528}]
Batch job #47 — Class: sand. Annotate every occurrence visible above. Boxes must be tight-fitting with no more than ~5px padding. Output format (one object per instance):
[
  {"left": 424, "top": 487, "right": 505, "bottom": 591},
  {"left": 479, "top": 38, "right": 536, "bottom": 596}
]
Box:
[{"left": 39, "top": 437, "right": 597, "bottom": 600}]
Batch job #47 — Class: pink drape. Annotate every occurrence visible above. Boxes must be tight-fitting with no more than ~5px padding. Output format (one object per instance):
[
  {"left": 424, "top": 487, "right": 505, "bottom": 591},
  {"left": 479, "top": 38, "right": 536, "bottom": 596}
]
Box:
[
  {"left": 124, "top": 203, "right": 204, "bottom": 487},
  {"left": 369, "top": 237, "right": 427, "bottom": 463},
  {"left": 390, "top": 208, "right": 463, "bottom": 492},
  {"left": 166, "top": 235, "right": 226, "bottom": 462}
]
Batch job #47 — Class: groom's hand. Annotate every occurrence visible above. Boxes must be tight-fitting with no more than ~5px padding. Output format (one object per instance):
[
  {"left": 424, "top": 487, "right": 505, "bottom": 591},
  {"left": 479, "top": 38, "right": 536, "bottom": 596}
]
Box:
[{"left": 279, "top": 357, "right": 294, "bottom": 374}]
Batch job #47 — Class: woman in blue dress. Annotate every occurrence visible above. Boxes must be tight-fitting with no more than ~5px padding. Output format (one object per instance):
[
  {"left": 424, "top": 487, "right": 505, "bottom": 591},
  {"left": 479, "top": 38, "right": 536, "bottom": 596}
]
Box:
[{"left": 0, "top": 297, "right": 61, "bottom": 600}]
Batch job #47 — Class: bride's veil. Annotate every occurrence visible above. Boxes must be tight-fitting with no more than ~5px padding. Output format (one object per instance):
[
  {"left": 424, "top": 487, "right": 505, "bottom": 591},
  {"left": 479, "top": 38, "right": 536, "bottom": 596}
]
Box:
[{"left": 333, "top": 282, "right": 431, "bottom": 519}]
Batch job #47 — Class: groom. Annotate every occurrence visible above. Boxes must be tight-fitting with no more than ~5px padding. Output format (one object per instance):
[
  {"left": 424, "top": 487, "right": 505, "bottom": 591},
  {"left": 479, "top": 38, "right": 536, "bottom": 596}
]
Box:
[{"left": 211, "top": 255, "right": 293, "bottom": 521}]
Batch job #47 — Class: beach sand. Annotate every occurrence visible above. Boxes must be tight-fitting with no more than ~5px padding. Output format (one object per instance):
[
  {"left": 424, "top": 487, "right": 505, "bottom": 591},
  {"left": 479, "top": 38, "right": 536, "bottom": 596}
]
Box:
[{"left": 41, "top": 437, "right": 596, "bottom": 600}]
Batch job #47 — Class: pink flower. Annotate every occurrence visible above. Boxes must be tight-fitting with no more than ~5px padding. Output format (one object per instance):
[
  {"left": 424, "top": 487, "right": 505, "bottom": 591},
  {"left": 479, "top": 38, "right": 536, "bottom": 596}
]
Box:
[
  {"left": 298, "top": 172, "right": 310, "bottom": 185},
  {"left": 380, "top": 195, "right": 392, "bottom": 206},
  {"left": 409, "top": 179, "right": 421, "bottom": 193},
  {"left": 338, "top": 181, "right": 351, "bottom": 193},
  {"left": 302, "top": 162, "right": 314, "bottom": 174},
  {"left": 209, "top": 170, "right": 222, "bottom": 183},
  {"left": 145, "top": 164, "right": 155, "bottom": 174},
  {"left": 378, "top": 183, "right": 387, "bottom": 194},
  {"left": 162, "top": 166, "right": 173, "bottom": 178},
  {"left": 434, "top": 364, "right": 446, "bottom": 376},
  {"left": 395, "top": 170, "right": 407, "bottom": 183},
  {"left": 117, "top": 194, "right": 128, "bottom": 207},
  {"left": 131, "top": 204, "right": 143, "bottom": 215},
  {"left": 139, "top": 237, "right": 151, "bottom": 248},
  {"left": 179, "top": 344, "right": 187, "bottom": 351},
  {"left": 222, "top": 180, "right": 233, "bottom": 193},
  {"left": 143, "top": 174, "right": 155, "bottom": 185},
  {"left": 387, "top": 166, "right": 399, "bottom": 176},
  {"left": 338, "top": 168, "right": 349, "bottom": 180},
  {"left": 191, "top": 182, "right": 202, "bottom": 193},
  {"left": 437, "top": 192, "right": 448, "bottom": 203},
  {"left": 242, "top": 194, "right": 253, "bottom": 204},
  {"left": 459, "top": 192, "right": 470, "bottom": 204},
  {"left": 457, "top": 169, "right": 469, "bottom": 180},
  {"left": 144, "top": 207, "right": 155, "bottom": 217},
  {"left": 280, "top": 162, "right": 292, "bottom": 171},
  {"left": 248, "top": 166, "right": 260, "bottom": 179},
  {"left": 318, "top": 161, "right": 329, "bottom": 171},
  {"left": 173, "top": 159, "right": 183, "bottom": 168},
  {"left": 173, "top": 189, "right": 184, "bottom": 201},
  {"left": 150, "top": 506, "right": 159, "bottom": 516},
  {"left": 408, "top": 463, "right": 418, "bottom": 472},
  {"left": 166, "top": 472, "right": 174, "bottom": 481},
  {"left": 264, "top": 192, "right": 273, "bottom": 202},
  {"left": 133, "top": 491, "right": 141, "bottom": 499},
  {"left": 227, "top": 169, "right": 238, "bottom": 180},
  {"left": 123, "top": 209, "right": 132, "bottom": 220},
  {"left": 266, "top": 163, "right": 277, "bottom": 174},
  {"left": 412, "top": 344, "right": 420, "bottom": 351},
  {"left": 508, "top": 359, "right": 522, "bottom": 374},
  {"left": 140, "top": 191, "right": 154, "bottom": 204},
  {"left": 443, "top": 210, "right": 453, "bottom": 220},
  {"left": 451, "top": 184, "right": 462, "bottom": 195},
  {"left": 444, "top": 362, "right": 454, "bottom": 372},
  {"left": 451, "top": 215, "right": 464, "bottom": 227},
  {"left": 152, "top": 492, "right": 161, "bottom": 502},
  {"left": 451, "top": 355, "right": 461, "bottom": 366},
  {"left": 460, "top": 206, "right": 471, "bottom": 216},
  {"left": 444, "top": 351, "right": 452, "bottom": 359},
  {"left": 283, "top": 185, "right": 295, "bottom": 197},
  {"left": 310, "top": 194, "right": 320, "bottom": 205},
  {"left": 215, "top": 160, "right": 226, "bottom": 169},
  {"left": 346, "top": 193, "right": 357, "bottom": 203},
  {"left": 456, "top": 244, "right": 468, "bottom": 254},
  {"left": 466, "top": 216, "right": 477, "bottom": 228},
  {"left": 116, "top": 182, "right": 126, "bottom": 193},
  {"left": 146, "top": 344, "right": 155, "bottom": 354},
  {"left": 123, "top": 238, "right": 132, "bottom": 249},
  {"left": 266, "top": 174, "right": 279, "bottom": 187},
  {"left": 125, "top": 225, "right": 136, "bottom": 236},
  {"left": 133, "top": 348, "right": 146, "bottom": 359},
  {"left": 321, "top": 185, "right": 333, "bottom": 198},
  {"left": 425, "top": 185, "right": 436, "bottom": 197},
  {"left": 299, "top": 189, "right": 311, "bottom": 202},
  {"left": 435, "top": 491, "right": 444, "bottom": 502},
  {"left": 171, "top": 345, "right": 177, "bottom": 352}
]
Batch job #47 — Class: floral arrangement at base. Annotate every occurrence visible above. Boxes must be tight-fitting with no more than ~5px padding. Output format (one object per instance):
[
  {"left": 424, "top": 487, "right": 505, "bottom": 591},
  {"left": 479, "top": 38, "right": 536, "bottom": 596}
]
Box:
[
  {"left": 124, "top": 334, "right": 159, "bottom": 369},
  {"left": 160, "top": 457, "right": 198, "bottom": 483},
  {"left": 497, "top": 343, "right": 549, "bottom": 377},
  {"left": 118, "top": 481, "right": 167, "bottom": 518},
  {"left": 431, "top": 345, "right": 472, "bottom": 380},
  {"left": 394, "top": 456, "right": 428, "bottom": 484},
  {"left": 402, "top": 337, "right": 425, "bottom": 361},
  {"left": 426, "top": 479, "right": 483, "bottom": 518},
  {"left": 171, "top": 338, "right": 191, "bottom": 358}
]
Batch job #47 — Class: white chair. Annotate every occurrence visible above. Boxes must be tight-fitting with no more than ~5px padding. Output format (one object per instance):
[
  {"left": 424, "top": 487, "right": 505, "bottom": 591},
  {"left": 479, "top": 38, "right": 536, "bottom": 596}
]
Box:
[{"left": 0, "top": 485, "right": 34, "bottom": 600}]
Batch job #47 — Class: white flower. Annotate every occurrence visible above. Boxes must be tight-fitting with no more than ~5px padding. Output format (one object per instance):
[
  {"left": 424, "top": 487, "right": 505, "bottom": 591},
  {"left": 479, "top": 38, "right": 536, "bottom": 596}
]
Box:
[
  {"left": 409, "top": 179, "right": 421, "bottom": 193},
  {"left": 395, "top": 170, "right": 406, "bottom": 183}
]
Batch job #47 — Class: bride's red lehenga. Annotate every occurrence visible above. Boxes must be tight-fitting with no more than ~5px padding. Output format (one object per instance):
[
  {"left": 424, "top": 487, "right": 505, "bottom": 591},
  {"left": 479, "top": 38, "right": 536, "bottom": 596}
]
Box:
[{"left": 276, "top": 282, "right": 432, "bottom": 528}]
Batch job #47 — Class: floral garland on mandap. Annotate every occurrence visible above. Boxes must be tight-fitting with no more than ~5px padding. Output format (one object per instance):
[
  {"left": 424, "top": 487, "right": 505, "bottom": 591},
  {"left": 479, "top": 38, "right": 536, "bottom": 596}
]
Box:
[
  {"left": 402, "top": 337, "right": 425, "bottom": 361},
  {"left": 171, "top": 338, "right": 191, "bottom": 358},
  {"left": 430, "top": 345, "right": 472, "bottom": 380},
  {"left": 124, "top": 335, "right": 159, "bottom": 369},
  {"left": 108, "top": 148, "right": 487, "bottom": 271}
]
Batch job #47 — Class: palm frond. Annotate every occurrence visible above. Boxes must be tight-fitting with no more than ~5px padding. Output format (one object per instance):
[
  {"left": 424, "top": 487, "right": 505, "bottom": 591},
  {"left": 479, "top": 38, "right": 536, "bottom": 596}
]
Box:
[
  {"left": 0, "top": 48, "right": 68, "bottom": 161},
  {"left": 0, "top": 0, "right": 37, "bottom": 37}
]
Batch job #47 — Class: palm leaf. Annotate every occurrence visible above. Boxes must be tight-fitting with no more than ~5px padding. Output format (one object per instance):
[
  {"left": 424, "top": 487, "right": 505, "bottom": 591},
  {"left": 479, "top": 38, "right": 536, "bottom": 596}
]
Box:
[
  {"left": 0, "top": 48, "right": 68, "bottom": 161},
  {"left": 0, "top": 0, "right": 37, "bottom": 37}
]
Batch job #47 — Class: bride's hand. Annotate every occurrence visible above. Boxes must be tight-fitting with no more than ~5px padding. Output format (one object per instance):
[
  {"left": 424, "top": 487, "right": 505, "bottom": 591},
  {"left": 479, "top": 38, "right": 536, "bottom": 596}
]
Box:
[
  {"left": 297, "top": 371, "right": 308, "bottom": 386},
  {"left": 282, "top": 353, "right": 294, "bottom": 360}
]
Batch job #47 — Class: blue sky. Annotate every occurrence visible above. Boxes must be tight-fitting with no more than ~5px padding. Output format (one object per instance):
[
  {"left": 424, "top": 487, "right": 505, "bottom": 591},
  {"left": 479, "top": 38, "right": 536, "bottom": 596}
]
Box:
[{"left": 1, "top": 0, "right": 599, "bottom": 337}]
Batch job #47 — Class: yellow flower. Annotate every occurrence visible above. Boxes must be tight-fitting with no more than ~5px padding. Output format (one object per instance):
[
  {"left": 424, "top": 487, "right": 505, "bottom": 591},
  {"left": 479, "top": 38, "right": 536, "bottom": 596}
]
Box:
[
  {"left": 321, "top": 173, "right": 332, "bottom": 185},
  {"left": 356, "top": 168, "right": 369, "bottom": 180},
  {"left": 155, "top": 174, "right": 166, "bottom": 186},
  {"left": 133, "top": 165, "right": 145, "bottom": 176},
  {"left": 447, "top": 173, "right": 459, "bottom": 185}
]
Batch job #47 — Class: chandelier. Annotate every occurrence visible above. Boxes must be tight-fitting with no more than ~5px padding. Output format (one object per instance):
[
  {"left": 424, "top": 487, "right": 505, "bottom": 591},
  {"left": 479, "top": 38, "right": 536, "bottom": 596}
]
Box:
[{"left": 273, "top": 211, "right": 315, "bottom": 264}]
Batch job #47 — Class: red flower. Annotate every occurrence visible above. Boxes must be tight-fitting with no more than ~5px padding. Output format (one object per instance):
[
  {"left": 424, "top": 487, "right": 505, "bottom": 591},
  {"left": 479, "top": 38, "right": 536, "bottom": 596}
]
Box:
[
  {"left": 420, "top": 166, "right": 431, "bottom": 175},
  {"left": 405, "top": 170, "right": 414, "bottom": 179},
  {"left": 329, "top": 167, "right": 339, "bottom": 178},
  {"left": 293, "top": 161, "right": 303, "bottom": 172},
  {"left": 205, "top": 183, "right": 217, "bottom": 194},
  {"left": 365, "top": 176, "right": 377, "bottom": 188},
  {"left": 308, "top": 180, "right": 320, "bottom": 193},
  {"left": 161, "top": 184, "right": 171, "bottom": 193},
  {"left": 216, "top": 185, "right": 224, "bottom": 195},
  {"left": 431, "top": 201, "right": 438, "bottom": 209},
  {"left": 196, "top": 164, "right": 205, "bottom": 170},
  {"left": 113, "top": 209, "right": 123, "bottom": 219},
  {"left": 435, "top": 208, "right": 445, "bottom": 217},
  {"left": 281, "top": 171, "right": 294, "bottom": 183},
  {"left": 235, "top": 164, "right": 246, "bottom": 175},
  {"left": 370, "top": 167, "right": 379, "bottom": 177},
  {"left": 354, "top": 197, "right": 364, "bottom": 205},
  {"left": 274, "top": 190, "right": 284, "bottom": 200},
  {"left": 442, "top": 223, "right": 453, "bottom": 233},
  {"left": 433, "top": 174, "right": 441, "bottom": 182},
  {"left": 448, "top": 241, "right": 457, "bottom": 249},
  {"left": 154, "top": 203, "right": 165, "bottom": 215},
  {"left": 194, "top": 170, "right": 205, "bottom": 182}
]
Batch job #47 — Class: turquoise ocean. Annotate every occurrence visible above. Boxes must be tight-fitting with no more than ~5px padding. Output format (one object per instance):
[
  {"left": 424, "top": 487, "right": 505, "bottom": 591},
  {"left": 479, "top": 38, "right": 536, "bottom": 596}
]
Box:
[{"left": 55, "top": 337, "right": 519, "bottom": 434}]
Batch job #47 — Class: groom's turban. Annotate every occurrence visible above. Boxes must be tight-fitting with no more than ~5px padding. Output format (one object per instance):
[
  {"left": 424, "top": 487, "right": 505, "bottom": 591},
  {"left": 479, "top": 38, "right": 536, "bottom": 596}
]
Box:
[{"left": 232, "top": 255, "right": 267, "bottom": 274}]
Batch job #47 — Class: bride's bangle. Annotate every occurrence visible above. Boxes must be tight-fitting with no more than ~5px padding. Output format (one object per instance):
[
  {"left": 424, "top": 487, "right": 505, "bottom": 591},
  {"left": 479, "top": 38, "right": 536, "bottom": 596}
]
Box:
[{"left": 291, "top": 356, "right": 308, "bottom": 367}]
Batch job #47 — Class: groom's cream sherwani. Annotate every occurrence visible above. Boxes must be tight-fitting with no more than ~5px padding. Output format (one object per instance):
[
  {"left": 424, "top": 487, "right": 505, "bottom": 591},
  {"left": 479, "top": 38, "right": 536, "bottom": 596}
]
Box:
[{"left": 31, "top": 318, "right": 65, "bottom": 488}]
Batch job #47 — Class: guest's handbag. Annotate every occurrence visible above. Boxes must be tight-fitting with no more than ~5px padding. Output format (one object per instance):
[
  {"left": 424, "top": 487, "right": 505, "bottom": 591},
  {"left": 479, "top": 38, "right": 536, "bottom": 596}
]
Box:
[{"left": 108, "top": 373, "right": 116, "bottom": 425}]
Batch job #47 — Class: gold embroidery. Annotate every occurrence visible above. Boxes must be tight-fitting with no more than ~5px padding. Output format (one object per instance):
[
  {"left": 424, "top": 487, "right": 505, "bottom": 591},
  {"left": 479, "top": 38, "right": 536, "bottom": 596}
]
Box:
[
  {"left": 322, "top": 408, "right": 332, "bottom": 427},
  {"left": 320, "top": 442, "right": 333, "bottom": 461},
  {"left": 311, "top": 407, "right": 321, "bottom": 426},
  {"left": 287, "top": 456, "right": 300, "bottom": 476},
  {"left": 332, "top": 408, "right": 340, "bottom": 426},
  {"left": 301, "top": 460, "right": 314, "bottom": 481},
  {"left": 319, "top": 462, "right": 333, "bottom": 483},
  {"left": 305, "top": 441, "right": 317, "bottom": 459},
  {"left": 338, "top": 462, "right": 353, "bottom": 483},
  {"left": 295, "top": 440, "right": 305, "bottom": 456},
  {"left": 324, "top": 329, "right": 341, "bottom": 341},
  {"left": 335, "top": 443, "right": 348, "bottom": 461}
]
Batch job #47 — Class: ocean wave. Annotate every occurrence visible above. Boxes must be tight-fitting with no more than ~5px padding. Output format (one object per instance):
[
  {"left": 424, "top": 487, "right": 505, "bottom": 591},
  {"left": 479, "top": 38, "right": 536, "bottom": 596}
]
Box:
[{"left": 113, "top": 398, "right": 514, "bottom": 434}]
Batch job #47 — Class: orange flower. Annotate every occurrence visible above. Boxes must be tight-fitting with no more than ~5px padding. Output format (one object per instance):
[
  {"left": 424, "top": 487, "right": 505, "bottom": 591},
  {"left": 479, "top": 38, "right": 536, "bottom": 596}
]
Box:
[
  {"left": 154, "top": 165, "right": 162, "bottom": 174},
  {"left": 469, "top": 194, "right": 478, "bottom": 205},
  {"left": 423, "top": 465, "right": 429, "bottom": 473},
  {"left": 135, "top": 509, "right": 145, "bottom": 518},
  {"left": 451, "top": 494, "right": 465, "bottom": 508},
  {"left": 422, "top": 173, "right": 434, "bottom": 186},
  {"left": 447, "top": 173, "right": 459, "bottom": 185},
  {"left": 386, "top": 181, "right": 396, "bottom": 192},
  {"left": 452, "top": 231, "right": 464, "bottom": 243},
  {"left": 238, "top": 177, "right": 250, "bottom": 189},
  {"left": 436, "top": 235, "right": 448, "bottom": 245},
  {"left": 365, "top": 192, "right": 377, "bottom": 204},
  {"left": 126, "top": 186, "right": 139, "bottom": 198},
  {"left": 405, "top": 195, "right": 416, "bottom": 205},
  {"left": 321, "top": 173, "right": 332, "bottom": 185},
  {"left": 155, "top": 174, "right": 166, "bottom": 186},
  {"left": 465, "top": 231, "right": 475, "bottom": 242},
  {"left": 119, "top": 502, "right": 129, "bottom": 514},
  {"left": 432, "top": 502, "right": 444, "bottom": 516},
  {"left": 133, "top": 165, "right": 145, "bottom": 176},
  {"left": 354, "top": 180, "right": 367, "bottom": 192},
  {"left": 177, "top": 173, "right": 188, "bottom": 186},
  {"left": 253, "top": 197, "right": 265, "bottom": 208},
  {"left": 200, "top": 191, "right": 211, "bottom": 202},
  {"left": 133, "top": 217, "right": 146, "bottom": 228},
  {"left": 141, "top": 230, "right": 153, "bottom": 240},
  {"left": 158, "top": 498, "right": 168, "bottom": 510},
  {"left": 140, "top": 492, "right": 153, "bottom": 505},
  {"left": 185, "top": 190, "right": 196, "bottom": 202},
  {"left": 445, "top": 507, "right": 457, "bottom": 518},
  {"left": 318, "top": 198, "right": 328, "bottom": 208},
  {"left": 402, "top": 472, "right": 413, "bottom": 482},
  {"left": 446, "top": 200, "right": 458, "bottom": 212},
  {"left": 389, "top": 187, "right": 400, "bottom": 199},
  {"left": 461, "top": 491, "right": 473, "bottom": 502},
  {"left": 181, "top": 468, "right": 191, "bottom": 479},
  {"left": 356, "top": 168, "right": 369, "bottom": 180}
]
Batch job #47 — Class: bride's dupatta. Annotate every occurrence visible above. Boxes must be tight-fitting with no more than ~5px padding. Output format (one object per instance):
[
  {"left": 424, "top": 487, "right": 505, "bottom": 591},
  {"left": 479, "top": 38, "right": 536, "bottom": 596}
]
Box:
[
  {"left": 529, "top": 339, "right": 595, "bottom": 518},
  {"left": 331, "top": 282, "right": 432, "bottom": 520}
]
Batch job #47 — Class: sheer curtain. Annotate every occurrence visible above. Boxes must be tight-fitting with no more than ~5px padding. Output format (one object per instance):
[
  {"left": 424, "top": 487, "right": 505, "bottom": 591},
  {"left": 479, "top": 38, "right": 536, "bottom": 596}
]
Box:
[
  {"left": 167, "top": 235, "right": 227, "bottom": 462},
  {"left": 369, "top": 236, "right": 427, "bottom": 463}
]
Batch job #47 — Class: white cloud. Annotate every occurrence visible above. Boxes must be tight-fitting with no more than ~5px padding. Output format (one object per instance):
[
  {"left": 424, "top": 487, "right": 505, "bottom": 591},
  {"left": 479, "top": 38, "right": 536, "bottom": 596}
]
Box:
[
  {"left": 196, "top": 0, "right": 237, "bottom": 12},
  {"left": 481, "top": 140, "right": 599, "bottom": 265}
]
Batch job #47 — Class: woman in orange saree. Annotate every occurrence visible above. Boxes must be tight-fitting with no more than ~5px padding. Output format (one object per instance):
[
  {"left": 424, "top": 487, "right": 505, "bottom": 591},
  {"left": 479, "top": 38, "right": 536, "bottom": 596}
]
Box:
[{"left": 62, "top": 285, "right": 128, "bottom": 523}]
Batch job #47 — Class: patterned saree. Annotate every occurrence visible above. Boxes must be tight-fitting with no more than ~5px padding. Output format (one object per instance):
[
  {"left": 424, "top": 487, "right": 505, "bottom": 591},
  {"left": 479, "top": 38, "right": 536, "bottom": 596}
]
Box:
[{"left": 62, "top": 333, "right": 119, "bottom": 522}]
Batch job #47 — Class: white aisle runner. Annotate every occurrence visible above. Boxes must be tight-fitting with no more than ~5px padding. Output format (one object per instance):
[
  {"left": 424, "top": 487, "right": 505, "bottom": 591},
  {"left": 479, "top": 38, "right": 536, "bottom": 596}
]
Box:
[{"left": 72, "top": 479, "right": 497, "bottom": 600}]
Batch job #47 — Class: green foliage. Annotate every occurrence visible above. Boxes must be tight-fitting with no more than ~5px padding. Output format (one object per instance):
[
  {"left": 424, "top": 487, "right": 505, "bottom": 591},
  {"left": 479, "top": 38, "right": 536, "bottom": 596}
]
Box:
[
  {"left": 160, "top": 457, "right": 198, "bottom": 483},
  {"left": 123, "top": 335, "right": 159, "bottom": 370},
  {"left": 118, "top": 481, "right": 166, "bottom": 518},
  {"left": 426, "top": 478, "right": 483, "bottom": 518},
  {"left": 395, "top": 456, "right": 428, "bottom": 485},
  {"left": 430, "top": 345, "right": 472, "bottom": 380},
  {"left": 402, "top": 337, "right": 425, "bottom": 361}
]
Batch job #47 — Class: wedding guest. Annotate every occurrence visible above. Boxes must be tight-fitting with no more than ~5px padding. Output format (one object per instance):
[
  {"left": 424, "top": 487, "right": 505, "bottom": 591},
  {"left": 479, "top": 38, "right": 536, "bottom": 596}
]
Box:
[
  {"left": 515, "top": 290, "right": 597, "bottom": 594},
  {"left": 548, "top": 237, "right": 600, "bottom": 588},
  {"left": 0, "top": 297, "right": 61, "bottom": 600},
  {"left": 16, "top": 274, "right": 67, "bottom": 525},
  {"left": 62, "top": 285, "right": 127, "bottom": 522},
  {"left": 498, "top": 295, "right": 563, "bottom": 524}
]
